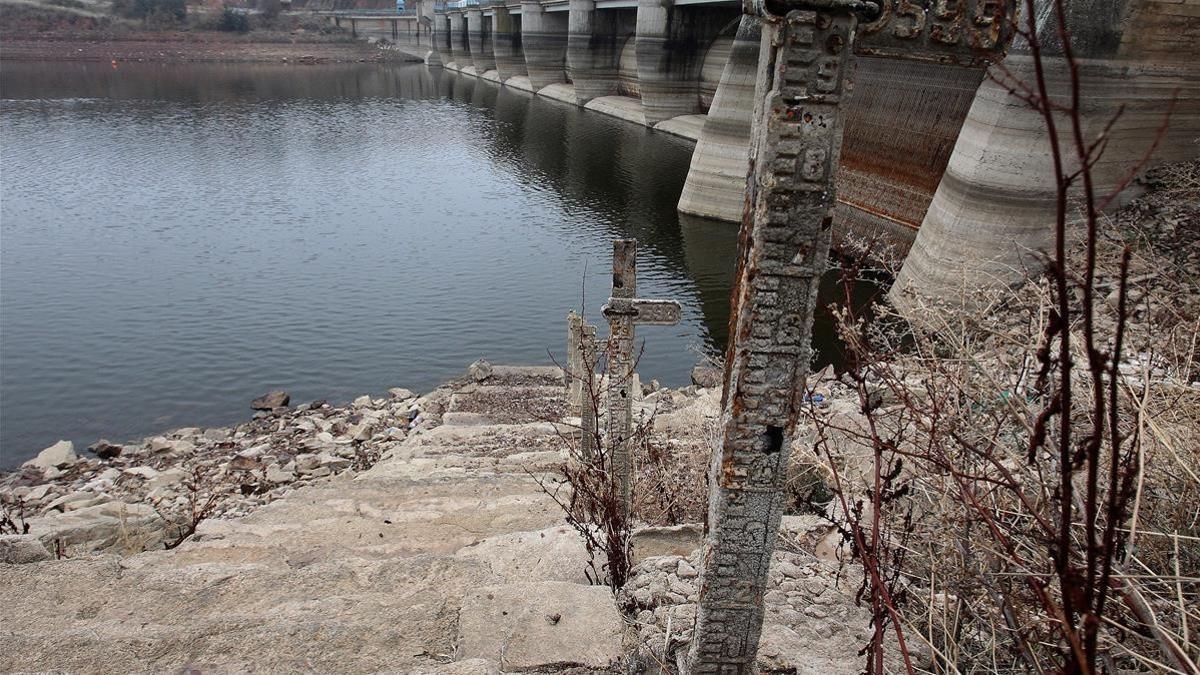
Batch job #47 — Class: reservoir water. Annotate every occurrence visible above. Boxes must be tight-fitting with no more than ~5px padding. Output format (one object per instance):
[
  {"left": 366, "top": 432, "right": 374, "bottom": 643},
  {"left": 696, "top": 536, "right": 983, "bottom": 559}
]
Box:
[{"left": 0, "top": 61, "right": 862, "bottom": 467}]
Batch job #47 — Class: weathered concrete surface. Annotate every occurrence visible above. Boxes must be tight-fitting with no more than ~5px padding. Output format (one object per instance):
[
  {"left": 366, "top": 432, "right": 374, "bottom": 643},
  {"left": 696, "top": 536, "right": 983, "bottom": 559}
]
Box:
[
  {"left": 636, "top": 2, "right": 738, "bottom": 124},
  {"left": 522, "top": 0, "right": 570, "bottom": 90},
  {"left": 456, "top": 581, "right": 625, "bottom": 670},
  {"left": 892, "top": 0, "right": 1200, "bottom": 302},
  {"left": 568, "top": 2, "right": 634, "bottom": 103},
  {"left": 492, "top": 6, "right": 527, "bottom": 81},
  {"left": 676, "top": 15, "right": 761, "bottom": 222},
  {"left": 467, "top": 8, "right": 497, "bottom": 74},
  {"left": 0, "top": 367, "right": 607, "bottom": 674}
]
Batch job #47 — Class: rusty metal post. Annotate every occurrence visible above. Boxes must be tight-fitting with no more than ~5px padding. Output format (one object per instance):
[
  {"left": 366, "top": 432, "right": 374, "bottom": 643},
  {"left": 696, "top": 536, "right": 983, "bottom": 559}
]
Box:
[
  {"left": 601, "top": 239, "right": 682, "bottom": 520},
  {"left": 603, "top": 239, "right": 638, "bottom": 519},
  {"left": 685, "top": 0, "right": 874, "bottom": 671}
]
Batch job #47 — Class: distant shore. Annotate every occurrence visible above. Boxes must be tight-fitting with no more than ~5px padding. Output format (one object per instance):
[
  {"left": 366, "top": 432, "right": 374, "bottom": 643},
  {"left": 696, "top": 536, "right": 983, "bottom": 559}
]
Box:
[{"left": 0, "top": 31, "right": 403, "bottom": 63}]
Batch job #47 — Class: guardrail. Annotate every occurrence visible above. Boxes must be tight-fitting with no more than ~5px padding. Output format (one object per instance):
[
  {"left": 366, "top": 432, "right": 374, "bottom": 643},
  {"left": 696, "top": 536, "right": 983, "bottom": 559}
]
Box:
[{"left": 314, "top": 9, "right": 419, "bottom": 16}]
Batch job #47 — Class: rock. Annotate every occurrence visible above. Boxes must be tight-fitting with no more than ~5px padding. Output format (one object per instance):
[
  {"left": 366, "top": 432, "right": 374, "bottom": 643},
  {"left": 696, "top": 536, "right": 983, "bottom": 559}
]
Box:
[
  {"left": 295, "top": 454, "right": 321, "bottom": 472},
  {"left": 353, "top": 395, "right": 373, "bottom": 408},
  {"left": 456, "top": 582, "right": 624, "bottom": 671},
  {"left": 87, "top": 439, "right": 123, "bottom": 460},
  {"left": 203, "top": 427, "right": 231, "bottom": 442},
  {"left": 0, "top": 535, "right": 53, "bottom": 564},
  {"left": 251, "top": 390, "right": 290, "bottom": 410},
  {"left": 468, "top": 358, "right": 493, "bottom": 382},
  {"left": 388, "top": 387, "right": 416, "bottom": 400},
  {"left": 631, "top": 524, "right": 704, "bottom": 565},
  {"left": 25, "top": 484, "right": 53, "bottom": 501},
  {"left": 690, "top": 365, "right": 722, "bottom": 389},
  {"left": 147, "top": 468, "right": 188, "bottom": 490},
  {"left": 26, "top": 501, "right": 161, "bottom": 553},
  {"left": 229, "top": 455, "right": 262, "bottom": 471},
  {"left": 347, "top": 423, "right": 373, "bottom": 442},
  {"left": 265, "top": 464, "right": 294, "bottom": 484},
  {"left": 317, "top": 452, "right": 351, "bottom": 471},
  {"left": 148, "top": 437, "right": 194, "bottom": 455},
  {"left": 457, "top": 526, "right": 591, "bottom": 584},
  {"left": 676, "top": 560, "right": 698, "bottom": 578},
  {"left": 42, "top": 492, "right": 101, "bottom": 513},
  {"left": 22, "top": 440, "right": 79, "bottom": 471},
  {"left": 124, "top": 466, "right": 159, "bottom": 480}
]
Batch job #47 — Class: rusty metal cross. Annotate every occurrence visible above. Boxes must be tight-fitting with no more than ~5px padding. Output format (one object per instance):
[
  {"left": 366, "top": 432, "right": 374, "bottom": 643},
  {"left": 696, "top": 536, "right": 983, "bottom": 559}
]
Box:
[
  {"left": 601, "top": 239, "right": 682, "bottom": 520},
  {"left": 685, "top": 0, "right": 1015, "bottom": 671}
]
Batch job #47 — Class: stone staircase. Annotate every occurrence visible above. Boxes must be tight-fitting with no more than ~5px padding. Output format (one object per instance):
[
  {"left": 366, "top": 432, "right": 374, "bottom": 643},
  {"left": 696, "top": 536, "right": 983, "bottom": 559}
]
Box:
[{"left": 0, "top": 366, "right": 626, "bottom": 674}]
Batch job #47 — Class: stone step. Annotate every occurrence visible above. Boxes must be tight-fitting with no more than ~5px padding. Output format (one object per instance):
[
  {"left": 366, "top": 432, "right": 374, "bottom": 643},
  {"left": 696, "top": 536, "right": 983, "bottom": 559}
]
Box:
[{"left": 446, "top": 385, "right": 566, "bottom": 425}]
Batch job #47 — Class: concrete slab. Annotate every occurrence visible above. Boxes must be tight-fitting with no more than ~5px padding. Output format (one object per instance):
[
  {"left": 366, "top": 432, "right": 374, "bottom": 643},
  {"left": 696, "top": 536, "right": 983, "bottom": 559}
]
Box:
[
  {"left": 537, "top": 83, "right": 578, "bottom": 105},
  {"left": 456, "top": 581, "right": 624, "bottom": 671},
  {"left": 481, "top": 69, "right": 502, "bottom": 83},
  {"left": 504, "top": 76, "right": 536, "bottom": 93},
  {"left": 654, "top": 114, "right": 707, "bottom": 141},
  {"left": 584, "top": 95, "right": 647, "bottom": 126}
]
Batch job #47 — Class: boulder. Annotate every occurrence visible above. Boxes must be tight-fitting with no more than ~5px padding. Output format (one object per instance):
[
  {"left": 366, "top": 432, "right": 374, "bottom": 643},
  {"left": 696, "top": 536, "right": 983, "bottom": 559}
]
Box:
[
  {"left": 42, "top": 491, "right": 102, "bottom": 513},
  {"left": 147, "top": 467, "right": 188, "bottom": 490},
  {"left": 26, "top": 501, "right": 161, "bottom": 553},
  {"left": 265, "top": 464, "right": 294, "bottom": 484},
  {"left": 87, "top": 439, "right": 123, "bottom": 460},
  {"left": 124, "top": 466, "right": 159, "bottom": 480},
  {"left": 0, "top": 535, "right": 53, "bottom": 564},
  {"left": 630, "top": 524, "right": 704, "bottom": 565},
  {"left": 468, "top": 358, "right": 493, "bottom": 382},
  {"left": 690, "top": 365, "right": 722, "bottom": 389},
  {"left": 251, "top": 390, "right": 290, "bottom": 410},
  {"left": 456, "top": 582, "right": 624, "bottom": 671},
  {"left": 388, "top": 387, "right": 416, "bottom": 400},
  {"left": 203, "top": 427, "right": 231, "bottom": 442},
  {"left": 21, "top": 440, "right": 79, "bottom": 471}
]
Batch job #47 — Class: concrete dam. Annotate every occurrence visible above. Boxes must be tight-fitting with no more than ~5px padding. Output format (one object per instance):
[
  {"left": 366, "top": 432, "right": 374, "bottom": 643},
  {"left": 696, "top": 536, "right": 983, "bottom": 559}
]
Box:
[{"left": 333, "top": 0, "right": 1199, "bottom": 296}]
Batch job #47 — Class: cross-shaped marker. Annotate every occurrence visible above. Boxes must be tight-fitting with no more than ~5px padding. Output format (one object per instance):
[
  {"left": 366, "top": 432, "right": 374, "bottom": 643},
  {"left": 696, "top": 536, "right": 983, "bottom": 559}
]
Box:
[{"left": 601, "top": 239, "right": 681, "bottom": 520}]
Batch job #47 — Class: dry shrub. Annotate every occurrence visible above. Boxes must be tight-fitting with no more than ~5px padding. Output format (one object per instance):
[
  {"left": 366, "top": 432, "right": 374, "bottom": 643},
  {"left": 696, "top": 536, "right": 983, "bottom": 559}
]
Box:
[{"left": 808, "top": 159, "right": 1200, "bottom": 673}]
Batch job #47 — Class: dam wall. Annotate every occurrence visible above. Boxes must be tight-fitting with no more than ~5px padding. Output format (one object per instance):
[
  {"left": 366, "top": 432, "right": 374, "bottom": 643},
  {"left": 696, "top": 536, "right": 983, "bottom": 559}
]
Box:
[
  {"left": 892, "top": 0, "right": 1200, "bottom": 302},
  {"left": 333, "top": 0, "right": 1199, "bottom": 294}
]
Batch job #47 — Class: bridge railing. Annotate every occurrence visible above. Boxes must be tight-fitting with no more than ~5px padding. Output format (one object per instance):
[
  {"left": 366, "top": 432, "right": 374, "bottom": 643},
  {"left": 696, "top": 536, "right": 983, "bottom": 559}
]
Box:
[{"left": 314, "top": 9, "right": 419, "bottom": 16}]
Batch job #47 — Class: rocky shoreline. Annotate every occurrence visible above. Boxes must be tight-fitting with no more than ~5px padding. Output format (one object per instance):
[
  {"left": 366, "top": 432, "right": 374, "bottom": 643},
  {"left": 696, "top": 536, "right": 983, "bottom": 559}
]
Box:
[{"left": 0, "top": 372, "right": 454, "bottom": 558}]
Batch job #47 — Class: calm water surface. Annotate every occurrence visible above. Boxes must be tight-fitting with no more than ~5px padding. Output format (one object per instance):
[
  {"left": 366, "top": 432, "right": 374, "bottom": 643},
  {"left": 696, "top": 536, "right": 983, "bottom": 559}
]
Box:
[{"left": 0, "top": 61, "right": 862, "bottom": 467}]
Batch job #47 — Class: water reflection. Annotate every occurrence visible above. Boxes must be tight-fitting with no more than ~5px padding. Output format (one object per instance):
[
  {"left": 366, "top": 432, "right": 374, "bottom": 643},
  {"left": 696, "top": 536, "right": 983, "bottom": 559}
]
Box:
[{"left": 0, "top": 60, "right": 876, "bottom": 467}]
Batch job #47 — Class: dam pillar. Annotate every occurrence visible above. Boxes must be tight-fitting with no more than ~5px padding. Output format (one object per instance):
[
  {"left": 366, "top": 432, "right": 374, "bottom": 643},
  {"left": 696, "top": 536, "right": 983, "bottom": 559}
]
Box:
[
  {"left": 567, "top": 1, "right": 632, "bottom": 104},
  {"left": 677, "top": 15, "right": 760, "bottom": 221},
  {"left": 467, "top": 8, "right": 497, "bottom": 74},
  {"left": 521, "top": 0, "right": 569, "bottom": 90},
  {"left": 891, "top": 0, "right": 1200, "bottom": 305},
  {"left": 635, "top": 1, "right": 731, "bottom": 124},
  {"left": 492, "top": 5, "right": 527, "bottom": 80},
  {"left": 444, "top": 10, "right": 471, "bottom": 69},
  {"left": 680, "top": 9, "right": 999, "bottom": 238},
  {"left": 435, "top": 12, "right": 457, "bottom": 65}
]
